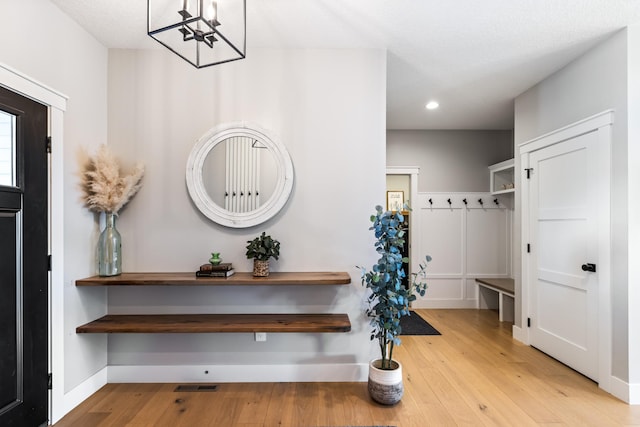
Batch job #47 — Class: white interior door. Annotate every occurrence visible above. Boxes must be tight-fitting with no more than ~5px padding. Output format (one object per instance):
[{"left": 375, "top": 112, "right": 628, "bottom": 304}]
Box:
[{"left": 528, "top": 130, "right": 600, "bottom": 381}]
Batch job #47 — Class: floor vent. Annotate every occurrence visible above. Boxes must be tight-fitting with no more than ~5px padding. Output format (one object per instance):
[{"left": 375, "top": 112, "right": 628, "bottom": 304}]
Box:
[{"left": 174, "top": 384, "right": 218, "bottom": 392}]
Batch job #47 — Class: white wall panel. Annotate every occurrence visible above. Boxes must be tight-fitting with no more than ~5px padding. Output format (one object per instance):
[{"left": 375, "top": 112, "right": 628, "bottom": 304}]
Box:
[
  {"left": 413, "top": 192, "right": 511, "bottom": 308},
  {"left": 418, "top": 207, "right": 463, "bottom": 276},
  {"left": 465, "top": 278, "right": 479, "bottom": 300},
  {"left": 467, "top": 208, "right": 510, "bottom": 276},
  {"left": 419, "top": 278, "right": 464, "bottom": 299}
]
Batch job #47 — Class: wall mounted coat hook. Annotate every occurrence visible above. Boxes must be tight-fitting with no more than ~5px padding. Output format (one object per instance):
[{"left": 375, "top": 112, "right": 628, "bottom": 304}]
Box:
[
  {"left": 494, "top": 198, "right": 499, "bottom": 205},
  {"left": 478, "top": 198, "right": 483, "bottom": 206},
  {"left": 447, "top": 198, "right": 452, "bottom": 205},
  {"left": 463, "top": 198, "right": 467, "bottom": 205},
  {"left": 428, "top": 198, "right": 433, "bottom": 205}
]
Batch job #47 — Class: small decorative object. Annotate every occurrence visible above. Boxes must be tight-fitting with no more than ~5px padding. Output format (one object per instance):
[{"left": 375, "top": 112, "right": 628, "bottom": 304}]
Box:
[
  {"left": 196, "top": 262, "right": 235, "bottom": 277},
  {"left": 359, "top": 204, "right": 430, "bottom": 405},
  {"left": 245, "top": 232, "right": 280, "bottom": 277},
  {"left": 386, "top": 190, "right": 404, "bottom": 212},
  {"left": 80, "top": 145, "right": 144, "bottom": 277},
  {"left": 209, "top": 252, "right": 222, "bottom": 265},
  {"left": 96, "top": 212, "right": 121, "bottom": 277}
]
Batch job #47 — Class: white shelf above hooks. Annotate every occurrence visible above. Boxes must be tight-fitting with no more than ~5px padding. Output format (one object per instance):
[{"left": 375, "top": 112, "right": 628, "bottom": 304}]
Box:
[{"left": 489, "top": 159, "right": 514, "bottom": 195}]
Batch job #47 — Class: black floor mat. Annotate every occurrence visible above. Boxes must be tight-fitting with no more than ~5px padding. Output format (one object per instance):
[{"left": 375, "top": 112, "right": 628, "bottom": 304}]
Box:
[{"left": 399, "top": 312, "right": 441, "bottom": 335}]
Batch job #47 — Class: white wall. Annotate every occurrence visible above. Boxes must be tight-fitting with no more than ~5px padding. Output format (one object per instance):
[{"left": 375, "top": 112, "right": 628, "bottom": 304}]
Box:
[
  {"left": 386, "top": 130, "right": 513, "bottom": 192},
  {"left": 514, "top": 29, "right": 631, "bottom": 385},
  {"left": 106, "top": 48, "right": 386, "bottom": 371},
  {"left": 627, "top": 24, "right": 640, "bottom": 402},
  {"left": 0, "top": 0, "right": 109, "bottom": 407}
]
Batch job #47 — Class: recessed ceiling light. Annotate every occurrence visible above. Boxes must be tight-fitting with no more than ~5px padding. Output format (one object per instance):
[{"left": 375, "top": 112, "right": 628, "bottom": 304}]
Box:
[{"left": 425, "top": 101, "right": 439, "bottom": 110}]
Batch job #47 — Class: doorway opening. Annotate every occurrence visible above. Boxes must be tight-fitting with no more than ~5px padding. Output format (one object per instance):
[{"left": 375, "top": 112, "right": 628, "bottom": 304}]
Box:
[{"left": 386, "top": 167, "right": 419, "bottom": 290}]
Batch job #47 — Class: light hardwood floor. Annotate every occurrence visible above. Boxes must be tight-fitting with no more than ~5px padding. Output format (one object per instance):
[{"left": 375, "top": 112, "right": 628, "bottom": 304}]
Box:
[{"left": 54, "top": 309, "right": 640, "bottom": 426}]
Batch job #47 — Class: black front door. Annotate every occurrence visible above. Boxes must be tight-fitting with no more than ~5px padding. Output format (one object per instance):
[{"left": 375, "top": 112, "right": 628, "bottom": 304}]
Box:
[{"left": 0, "top": 86, "right": 48, "bottom": 426}]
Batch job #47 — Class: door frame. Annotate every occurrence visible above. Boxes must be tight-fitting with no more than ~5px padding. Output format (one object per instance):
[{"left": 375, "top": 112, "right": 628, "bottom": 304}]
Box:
[
  {"left": 519, "top": 110, "right": 612, "bottom": 394},
  {"left": 0, "top": 62, "right": 67, "bottom": 423}
]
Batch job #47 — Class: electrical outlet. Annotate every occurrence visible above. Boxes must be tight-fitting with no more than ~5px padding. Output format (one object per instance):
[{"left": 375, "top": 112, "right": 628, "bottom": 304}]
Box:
[{"left": 254, "top": 332, "right": 267, "bottom": 342}]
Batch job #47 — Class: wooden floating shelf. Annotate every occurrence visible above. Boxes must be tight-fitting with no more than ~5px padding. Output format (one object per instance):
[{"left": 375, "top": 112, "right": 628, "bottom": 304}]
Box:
[
  {"left": 76, "top": 271, "right": 352, "bottom": 287},
  {"left": 76, "top": 313, "right": 351, "bottom": 334},
  {"left": 75, "top": 272, "right": 351, "bottom": 335}
]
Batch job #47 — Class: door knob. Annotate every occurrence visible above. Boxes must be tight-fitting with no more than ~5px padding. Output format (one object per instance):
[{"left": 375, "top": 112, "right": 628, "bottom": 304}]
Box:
[{"left": 581, "top": 263, "right": 596, "bottom": 272}]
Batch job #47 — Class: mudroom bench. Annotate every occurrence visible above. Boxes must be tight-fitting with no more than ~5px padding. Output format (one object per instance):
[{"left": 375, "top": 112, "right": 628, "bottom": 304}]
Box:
[{"left": 475, "top": 277, "right": 514, "bottom": 323}]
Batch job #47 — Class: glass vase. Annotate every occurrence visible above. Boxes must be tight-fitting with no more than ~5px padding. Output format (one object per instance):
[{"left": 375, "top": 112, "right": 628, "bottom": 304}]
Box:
[
  {"left": 97, "top": 212, "right": 122, "bottom": 276},
  {"left": 209, "top": 252, "right": 221, "bottom": 265}
]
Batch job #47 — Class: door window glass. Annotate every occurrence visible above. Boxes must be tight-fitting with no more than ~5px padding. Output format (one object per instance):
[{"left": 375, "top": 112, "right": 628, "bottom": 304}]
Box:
[{"left": 0, "top": 110, "right": 16, "bottom": 187}]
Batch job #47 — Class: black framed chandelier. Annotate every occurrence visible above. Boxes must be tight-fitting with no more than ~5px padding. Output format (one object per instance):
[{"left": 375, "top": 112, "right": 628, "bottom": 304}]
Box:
[{"left": 147, "top": 0, "right": 246, "bottom": 69}]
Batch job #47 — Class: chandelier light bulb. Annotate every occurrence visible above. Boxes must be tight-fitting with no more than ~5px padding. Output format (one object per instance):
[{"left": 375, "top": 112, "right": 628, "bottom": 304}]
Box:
[{"left": 206, "top": 2, "right": 216, "bottom": 21}]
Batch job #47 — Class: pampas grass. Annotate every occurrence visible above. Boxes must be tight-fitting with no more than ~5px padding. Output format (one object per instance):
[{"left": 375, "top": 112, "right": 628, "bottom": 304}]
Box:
[{"left": 81, "top": 145, "right": 145, "bottom": 214}]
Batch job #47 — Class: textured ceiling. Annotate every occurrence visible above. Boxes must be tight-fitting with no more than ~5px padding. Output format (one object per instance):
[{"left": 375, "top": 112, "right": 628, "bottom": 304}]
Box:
[{"left": 50, "top": 0, "right": 640, "bottom": 130}]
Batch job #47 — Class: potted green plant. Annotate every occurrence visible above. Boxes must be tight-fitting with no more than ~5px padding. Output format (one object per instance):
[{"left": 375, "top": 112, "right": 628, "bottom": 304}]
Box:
[
  {"left": 360, "top": 205, "right": 430, "bottom": 405},
  {"left": 245, "top": 232, "right": 280, "bottom": 277}
]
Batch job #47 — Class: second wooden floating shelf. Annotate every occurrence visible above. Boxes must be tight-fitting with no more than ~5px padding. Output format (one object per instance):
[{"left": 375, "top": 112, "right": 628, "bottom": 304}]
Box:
[{"left": 76, "top": 313, "right": 351, "bottom": 334}]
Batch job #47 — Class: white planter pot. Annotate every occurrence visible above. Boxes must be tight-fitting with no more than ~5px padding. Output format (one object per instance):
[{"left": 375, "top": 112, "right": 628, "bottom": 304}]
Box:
[{"left": 368, "top": 359, "right": 403, "bottom": 405}]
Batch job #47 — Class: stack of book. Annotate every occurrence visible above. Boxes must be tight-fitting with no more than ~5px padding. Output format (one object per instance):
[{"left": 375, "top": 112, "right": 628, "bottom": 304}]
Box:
[{"left": 196, "top": 263, "right": 235, "bottom": 277}]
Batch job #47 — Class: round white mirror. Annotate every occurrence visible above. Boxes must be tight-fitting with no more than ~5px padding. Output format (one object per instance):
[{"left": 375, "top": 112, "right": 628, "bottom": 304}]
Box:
[{"left": 186, "top": 122, "right": 294, "bottom": 228}]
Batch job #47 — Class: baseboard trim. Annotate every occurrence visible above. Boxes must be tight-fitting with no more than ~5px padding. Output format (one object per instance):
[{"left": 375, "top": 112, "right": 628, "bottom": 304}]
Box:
[
  {"left": 107, "top": 363, "right": 369, "bottom": 384},
  {"left": 607, "top": 375, "right": 631, "bottom": 403},
  {"left": 411, "top": 300, "right": 477, "bottom": 309},
  {"left": 52, "top": 367, "right": 107, "bottom": 424},
  {"left": 512, "top": 325, "right": 528, "bottom": 344},
  {"left": 607, "top": 375, "right": 640, "bottom": 404},
  {"left": 631, "top": 381, "right": 640, "bottom": 405}
]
